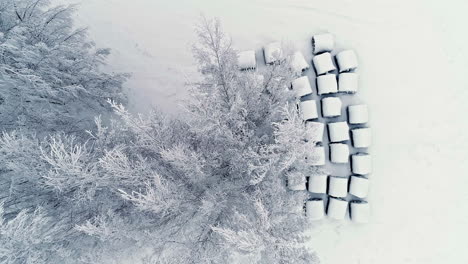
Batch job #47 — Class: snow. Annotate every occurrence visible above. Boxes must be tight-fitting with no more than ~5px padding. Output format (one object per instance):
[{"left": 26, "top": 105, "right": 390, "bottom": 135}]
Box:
[
  {"left": 316, "top": 74, "right": 338, "bottom": 95},
  {"left": 321, "top": 97, "right": 342, "bottom": 117},
  {"left": 327, "top": 121, "right": 350, "bottom": 142},
  {"left": 312, "top": 33, "right": 334, "bottom": 54},
  {"left": 338, "top": 72, "right": 358, "bottom": 93},
  {"left": 312, "top": 52, "right": 336, "bottom": 75},
  {"left": 299, "top": 100, "right": 319, "bottom": 121},
  {"left": 238, "top": 50, "right": 256, "bottom": 70},
  {"left": 348, "top": 104, "right": 369, "bottom": 124},
  {"left": 349, "top": 201, "right": 370, "bottom": 224},
  {"left": 305, "top": 121, "right": 324, "bottom": 143},
  {"left": 292, "top": 76, "right": 313, "bottom": 97},
  {"left": 327, "top": 197, "right": 348, "bottom": 220},
  {"left": 336, "top": 49, "right": 358, "bottom": 72},
  {"left": 351, "top": 153, "right": 372, "bottom": 175},
  {"left": 328, "top": 176, "right": 348, "bottom": 198},
  {"left": 56, "top": 0, "right": 468, "bottom": 263},
  {"left": 329, "top": 143, "right": 349, "bottom": 164},
  {"left": 349, "top": 176, "right": 370, "bottom": 199},
  {"left": 263, "top": 42, "right": 283, "bottom": 64},
  {"left": 308, "top": 174, "right": 328, "bottom": 194},
  {"left": 351, "top": 127, "right": 371, "bottom": 148},
  {"left": 290, "top": 51, "right": 310, "bottom": 73},
  {"left": 306, "top": 199, "right": 326, "bottom": 221}
]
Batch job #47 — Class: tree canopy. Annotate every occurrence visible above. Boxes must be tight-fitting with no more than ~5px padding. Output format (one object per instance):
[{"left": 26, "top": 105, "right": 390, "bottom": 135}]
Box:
[
  {"left": 0, "top": 0, "right": 128, "bottom": 135},
  {"left": 0, "top": 5, "right": 320, "bottom": 263}
]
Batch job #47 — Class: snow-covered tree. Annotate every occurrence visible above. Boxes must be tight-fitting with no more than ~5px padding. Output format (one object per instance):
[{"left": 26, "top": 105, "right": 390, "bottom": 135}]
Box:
[
  {"left": 0, "top": 16, "right": 321, "bottom": 263},
  {"left": 0, "top": 0, "right": 128, "bottom": 135}
]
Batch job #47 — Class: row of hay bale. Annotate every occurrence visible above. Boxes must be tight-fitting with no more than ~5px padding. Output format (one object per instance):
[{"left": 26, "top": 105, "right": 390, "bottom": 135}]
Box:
[
  {"left": 292, "top": 73, "right": 358, "bottom": 101},
  {"left": 238, "top": 42, "right": 311, "bottom": 73},
  {"left": 298, "top": 102, "right": 370, "bottom": 142},
  {"left": 306, "top": 198, "right": 369, "bottom": 223},
  {"left": 287, "top": 173, "right": 370, "bottom": 199},
  {"left": 237, "top": 33, "right": 358, "bottom": 76}
]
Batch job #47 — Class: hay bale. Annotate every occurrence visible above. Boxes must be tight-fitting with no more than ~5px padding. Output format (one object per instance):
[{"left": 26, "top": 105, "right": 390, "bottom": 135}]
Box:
[
  {"left": 292, "top": 76, "right": 313, "bottom": 97},
  {"left": 312, "top": 33, "right": 334, "bottom": 54},
  {"left": 328, "top": 176, "right": 348, "bottom": 198},
  {"left": 351, "top": 153, "right": 372, "bottom": 175},
  {"left": 349, "top": 176, "right": 369, "bottom": 198},
  {"left": 312, "top": 52, "right": 336, "bottom": 75},
  {"left": 327, "top": 121, "right": 350, "bottom": 142},
  {"left": 338, "top": 72, "right": 358, "bottom": 93},
  {"left": 299, "top": 100, "right": 319, "bottom": 121},
  {"left": 336, "top": 49, "right": 358, "bottom": 72},
  {"left": 321, "top": 97, "right": 342, "bottom": 117},
  {"left": 290, "top": 51, "right": 310, "bottom": 73},
  {"left": 329, "top": 143, "right": 349, "bottom": 164},
  {"left": 287, "top": 172, "right": 306, "bottom": 191},
  {"left": 327, "top": 197, "right": 348, "bottom": 220},
  {"left": 264, "top": 42, "right": 283, "bottom": 64},
  {"left": 238, "top": 50, "right": 256, "bottom": 70},
  {"left": 348, "top": 104, "right": 369, "bottom": 125},
  {"left": 308, "top": 174, "right": 327, "bottom": 194},
  {"left": 350, "top": 200, "right": 370, "bottom": 223},
  {"left": 351, "top": 127, "right": 371, "bottom": 148},
  {"left": 317, "top": 74, "right": 338, "bottom": 95},
  {"left": 307, "top": 146, "right": 326, "bottom": 166},
  {"left": 306, "top": 198, "right": 325, "bottom": 220},
  {"left": 305, "top": 121, "right": 325, "bottom": 143}
]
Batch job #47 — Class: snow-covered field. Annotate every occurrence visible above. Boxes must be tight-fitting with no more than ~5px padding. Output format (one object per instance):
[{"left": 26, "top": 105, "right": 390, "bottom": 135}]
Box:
[{"left": 54, "top": 0, "right": 468, "bottom": 263}]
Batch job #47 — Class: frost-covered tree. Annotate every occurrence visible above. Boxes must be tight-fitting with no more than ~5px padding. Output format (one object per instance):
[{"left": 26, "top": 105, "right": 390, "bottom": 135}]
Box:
[
  {"left": 0, "top": 204, "right": 73, "bottom": 263},
  {"left": 0, "top": 16, "right": 321, "bottom": 263},
  {"left": 0, "top": 0, "right": 128, "bottom": 134}
]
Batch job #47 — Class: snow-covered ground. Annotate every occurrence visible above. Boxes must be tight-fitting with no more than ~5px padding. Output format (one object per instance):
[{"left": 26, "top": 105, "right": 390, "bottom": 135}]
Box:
[{"left": 54, "top": 0, "right": 468, "bottom": 263}]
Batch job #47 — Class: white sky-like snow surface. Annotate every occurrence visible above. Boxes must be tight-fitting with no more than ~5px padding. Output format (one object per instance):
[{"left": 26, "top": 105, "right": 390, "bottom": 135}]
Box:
[{"left": 53, "top": 0, "right": 468, "bottom": 263}]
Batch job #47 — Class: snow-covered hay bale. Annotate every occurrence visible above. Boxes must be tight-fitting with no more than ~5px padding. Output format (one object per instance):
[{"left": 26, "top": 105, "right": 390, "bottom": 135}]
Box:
[
  {"left": 307, "top": 146, "right": 326, "bottom": 166},
  {"left": 238, "top": 50, "right": 256, "bottom": 70},
  {"left": 350, "top": 200, "right": 370, "bottom": 223},
  {"left": 299, "top": 100, "right": 318, "bottom": 121},
  {"left": 349, "top": 176, "right": 369, "bottom": 198},
  {"left": 306, "top": 198, "right": 325, "bottom": 220},
  {"left": 351, "top": 127, "right": 371, "bottom": 148},
  {"left": 316, "top": 74, "right": 338, "bottom": 95},
  {"left": 348, "top": 104, "right": 369, "bottom": 125},
  {"left": 327, "top": 197, "right": 348, "bottom": 220},
  {"left": 290, "top": 51, "right": 309, "bottom": 73},
  {"left": 338, "top": 72, "right": 358, "bottom": 93},
  {"left": 321, "top": 97, "right": 342, "bottom": 117},
  {"left": 263, "top": 42, "right": 283, "bottom": 64},
  {"left": 312, "top": 33, "right": 334, "bottom": 54},
  {"left": 329, "top": 143, "right": 349, "bottom": 164},
  {"left": 327, "top": 121, "right": 350, "bottom": 142},
  {"left": 287, "top": 172, "right": 306, "bottom": 191},
  {"left": 308, "top": 174, "right": 327, "bottom": 194},
  {"left": 312, "top": 52, "right": 336, "bottom": 75},
  {"left": 305, "top": 121, "right": 324, "bottom": 143},
  {"left": 336, "top": 49, "right": 358, "bottom": 72},
  {"left": 351, "top": 153, "right": 372, "bottom": 175},
  {"left": 254, "top": 74, "right": 265, "bottom": 86},
  {"left": 328, "top": 176, "right": 348, "bottom": 198},
  {"left": 292, "top": 76, "right": 313, "bottom": 97}
]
